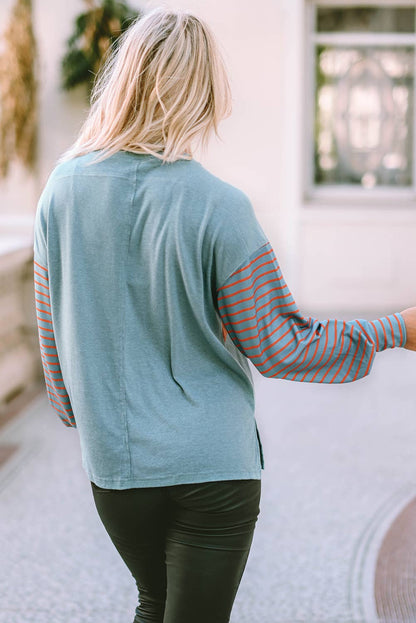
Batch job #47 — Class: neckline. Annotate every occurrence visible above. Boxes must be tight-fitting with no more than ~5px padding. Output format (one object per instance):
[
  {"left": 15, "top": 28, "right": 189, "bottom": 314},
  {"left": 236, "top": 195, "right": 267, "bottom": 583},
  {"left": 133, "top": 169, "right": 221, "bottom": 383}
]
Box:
[{"left": 119, "top": 149, "right": 193, "bottom": 162}]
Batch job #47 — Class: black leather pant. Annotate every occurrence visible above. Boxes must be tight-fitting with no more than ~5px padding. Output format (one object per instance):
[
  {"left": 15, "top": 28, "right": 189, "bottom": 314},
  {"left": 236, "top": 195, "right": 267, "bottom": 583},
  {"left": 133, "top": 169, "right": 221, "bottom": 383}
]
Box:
[{"left": 90, "top": 478, "right": 261, "bottom": 623}]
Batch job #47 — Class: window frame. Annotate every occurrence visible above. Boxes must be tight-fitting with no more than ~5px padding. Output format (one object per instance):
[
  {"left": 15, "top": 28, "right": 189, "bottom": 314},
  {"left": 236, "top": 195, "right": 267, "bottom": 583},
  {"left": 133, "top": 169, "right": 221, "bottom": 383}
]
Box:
[{"left": 303, "top": 0, "right": 416, "bottom": 206}]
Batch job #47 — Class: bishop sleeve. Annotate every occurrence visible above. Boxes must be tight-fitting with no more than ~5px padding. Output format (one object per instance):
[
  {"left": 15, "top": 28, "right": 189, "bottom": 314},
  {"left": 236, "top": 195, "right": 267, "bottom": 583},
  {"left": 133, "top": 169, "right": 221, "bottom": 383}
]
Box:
[
  {"left": 216, "top": 241, "right": 407, "bottom": 383},
  {"left": 33, "top": 259, "right": 77, "bottom": 427}
]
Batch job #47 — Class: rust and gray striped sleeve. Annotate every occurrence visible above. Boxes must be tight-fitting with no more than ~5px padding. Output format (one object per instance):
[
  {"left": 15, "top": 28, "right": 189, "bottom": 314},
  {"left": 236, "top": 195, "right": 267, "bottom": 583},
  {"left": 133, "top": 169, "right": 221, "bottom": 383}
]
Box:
[
  {"left": 216, "top": 241, "right": 407, "bottom": 383},
  {"left": 33, "top": 259, "right": 77, "bottom": 427}
]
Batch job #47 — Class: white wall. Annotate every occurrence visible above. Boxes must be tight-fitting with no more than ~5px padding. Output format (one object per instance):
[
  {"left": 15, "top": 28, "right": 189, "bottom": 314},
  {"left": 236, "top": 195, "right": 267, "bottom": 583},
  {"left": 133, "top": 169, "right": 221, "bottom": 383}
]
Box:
[
  {"left": 0, "top": 0, "right": 87, "bottom": 235},
  {"left": 34, "top": 0, "right": 89, "bottom": 188},
  {"left": 1, "top": 0, "right": 414, "bottom": 316}
]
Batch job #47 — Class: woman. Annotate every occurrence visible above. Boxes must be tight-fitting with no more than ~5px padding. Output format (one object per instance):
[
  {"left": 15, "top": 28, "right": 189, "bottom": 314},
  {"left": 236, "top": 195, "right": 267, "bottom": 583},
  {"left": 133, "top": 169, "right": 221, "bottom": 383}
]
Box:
[{"left": 32, "top": 7, "right": 416, "bottom": 623}]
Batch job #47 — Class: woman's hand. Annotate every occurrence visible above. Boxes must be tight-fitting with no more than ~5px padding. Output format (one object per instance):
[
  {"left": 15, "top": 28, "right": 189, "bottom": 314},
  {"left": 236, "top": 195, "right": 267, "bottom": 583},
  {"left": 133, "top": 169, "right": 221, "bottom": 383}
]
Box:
[{"left": 399, "top": 307, "right": 416, "bottom": 351}]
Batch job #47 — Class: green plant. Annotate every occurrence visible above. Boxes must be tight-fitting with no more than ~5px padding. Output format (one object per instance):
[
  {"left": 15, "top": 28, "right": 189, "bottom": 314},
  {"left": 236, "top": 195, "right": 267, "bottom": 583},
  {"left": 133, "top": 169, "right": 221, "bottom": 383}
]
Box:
[{"left": 61, "top": 0, "right": 141, "bottom": 97}]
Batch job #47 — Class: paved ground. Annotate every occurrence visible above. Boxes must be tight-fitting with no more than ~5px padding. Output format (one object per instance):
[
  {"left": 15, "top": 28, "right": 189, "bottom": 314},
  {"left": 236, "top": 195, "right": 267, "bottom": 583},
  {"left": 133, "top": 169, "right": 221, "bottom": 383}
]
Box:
[{"left": 0, "top": 345, "right": 415, "bottom": 623}]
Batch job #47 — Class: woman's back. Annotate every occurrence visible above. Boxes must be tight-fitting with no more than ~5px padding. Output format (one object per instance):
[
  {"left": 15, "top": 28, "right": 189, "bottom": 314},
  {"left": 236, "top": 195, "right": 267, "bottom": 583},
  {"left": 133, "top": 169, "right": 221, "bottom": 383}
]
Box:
[{"left": 33, "top": 148, "right": 267, "bottom": 488}]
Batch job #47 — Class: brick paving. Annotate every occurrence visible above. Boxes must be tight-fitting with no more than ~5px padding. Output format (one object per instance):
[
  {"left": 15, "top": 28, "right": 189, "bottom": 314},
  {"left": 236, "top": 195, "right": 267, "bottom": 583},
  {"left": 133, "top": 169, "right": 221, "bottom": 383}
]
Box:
[
  {"left": 0, "top": 345, "right": 415, "bottom": 622},
  {"left": 375, "top": 498, "right": 416, "bottom": 622}
]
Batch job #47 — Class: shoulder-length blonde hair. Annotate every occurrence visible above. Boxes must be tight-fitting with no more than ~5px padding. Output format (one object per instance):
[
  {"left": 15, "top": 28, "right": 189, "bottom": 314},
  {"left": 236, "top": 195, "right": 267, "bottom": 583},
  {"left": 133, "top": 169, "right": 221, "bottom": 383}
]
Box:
[{"left": 57, "top": 6, "right": 232, "bottom": 166}]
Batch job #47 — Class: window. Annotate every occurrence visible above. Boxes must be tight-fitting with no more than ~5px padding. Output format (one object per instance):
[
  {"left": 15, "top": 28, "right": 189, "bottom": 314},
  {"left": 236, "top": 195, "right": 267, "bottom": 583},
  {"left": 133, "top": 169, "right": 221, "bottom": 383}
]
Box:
[{"left": 305, "top": 2, "right": 416, "bottom": 201}]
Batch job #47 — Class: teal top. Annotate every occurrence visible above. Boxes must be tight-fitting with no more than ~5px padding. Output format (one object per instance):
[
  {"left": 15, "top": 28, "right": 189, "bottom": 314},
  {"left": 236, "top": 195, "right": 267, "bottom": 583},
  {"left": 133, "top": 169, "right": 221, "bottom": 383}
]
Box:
[{"left": 33, "top": 149, "right": 407, "bottom": 489}]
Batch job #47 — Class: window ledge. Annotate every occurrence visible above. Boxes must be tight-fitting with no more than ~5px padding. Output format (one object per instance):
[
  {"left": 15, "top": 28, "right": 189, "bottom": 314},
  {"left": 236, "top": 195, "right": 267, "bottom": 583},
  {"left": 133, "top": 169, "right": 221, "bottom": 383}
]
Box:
[{"left": 300, "top": 201, "right": 416, "bottom": 223}]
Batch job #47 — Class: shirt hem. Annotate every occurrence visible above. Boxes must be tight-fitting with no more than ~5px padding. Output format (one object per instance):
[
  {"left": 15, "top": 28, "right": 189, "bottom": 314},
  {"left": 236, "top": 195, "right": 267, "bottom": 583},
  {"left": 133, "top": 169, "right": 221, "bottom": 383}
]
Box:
[{"left": 87, "top": 468, "right": 262, "bottom": 489}]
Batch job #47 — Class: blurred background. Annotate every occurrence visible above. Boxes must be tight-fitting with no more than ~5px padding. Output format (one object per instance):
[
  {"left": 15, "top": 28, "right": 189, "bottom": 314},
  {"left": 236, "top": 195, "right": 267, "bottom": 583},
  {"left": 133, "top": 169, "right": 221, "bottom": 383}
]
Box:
[{"left": 0, "top": 1, "right": 416, "bottom": 622}]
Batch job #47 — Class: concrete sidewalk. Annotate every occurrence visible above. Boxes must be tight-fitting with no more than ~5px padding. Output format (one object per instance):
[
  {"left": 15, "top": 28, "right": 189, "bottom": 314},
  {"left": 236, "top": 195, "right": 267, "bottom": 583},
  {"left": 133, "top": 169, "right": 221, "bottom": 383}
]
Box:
[{"left": 0, "top": 345, "right": 415, "bottom": 622}]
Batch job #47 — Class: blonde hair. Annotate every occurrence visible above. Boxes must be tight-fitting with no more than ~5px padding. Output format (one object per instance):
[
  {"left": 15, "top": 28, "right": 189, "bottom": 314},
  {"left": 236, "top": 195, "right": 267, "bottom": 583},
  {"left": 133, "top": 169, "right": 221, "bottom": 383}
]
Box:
[{"left": 57, "top": 6, "right": 232, "bottom": 166}]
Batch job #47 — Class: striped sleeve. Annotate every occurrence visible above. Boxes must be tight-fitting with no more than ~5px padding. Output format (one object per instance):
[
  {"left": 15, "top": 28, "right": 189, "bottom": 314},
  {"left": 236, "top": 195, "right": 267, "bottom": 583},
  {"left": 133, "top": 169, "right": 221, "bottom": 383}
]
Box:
[
  {"left": 216, "top": 241, "right": 407, "bottom": 384},
  {"left": 33, "top": 259, "right": 77, "bottom": 427}
]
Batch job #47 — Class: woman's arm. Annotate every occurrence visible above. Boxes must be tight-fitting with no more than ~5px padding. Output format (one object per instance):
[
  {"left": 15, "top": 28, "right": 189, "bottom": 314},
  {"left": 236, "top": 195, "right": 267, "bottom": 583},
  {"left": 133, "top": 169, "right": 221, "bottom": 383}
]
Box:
[
  {"left": 34, "top": 259, "right": 77, "bottom": 427},
  {"left": 216, "top": 241, "right": 407, "bottom": 383}
]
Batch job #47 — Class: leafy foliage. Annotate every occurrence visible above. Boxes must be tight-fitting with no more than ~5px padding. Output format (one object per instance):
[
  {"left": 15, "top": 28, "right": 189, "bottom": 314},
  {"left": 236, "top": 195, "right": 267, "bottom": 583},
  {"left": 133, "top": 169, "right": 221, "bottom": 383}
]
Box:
[{"left": 61, "top": 0, "right": 141, "bottom": 96}]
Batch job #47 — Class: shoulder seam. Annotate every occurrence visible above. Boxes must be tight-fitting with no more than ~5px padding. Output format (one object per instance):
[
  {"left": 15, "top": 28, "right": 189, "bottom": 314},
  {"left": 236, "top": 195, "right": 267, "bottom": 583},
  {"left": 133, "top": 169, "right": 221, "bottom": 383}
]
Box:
[{"left": 216, "top": 240, "right": 270, "bottom": 292}]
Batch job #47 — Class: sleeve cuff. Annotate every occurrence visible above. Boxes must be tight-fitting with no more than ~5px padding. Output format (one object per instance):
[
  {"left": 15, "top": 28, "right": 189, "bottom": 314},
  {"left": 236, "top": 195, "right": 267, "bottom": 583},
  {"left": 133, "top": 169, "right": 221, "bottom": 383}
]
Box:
[{"left": 371, "top": 312, "right": 407, "bottom": 351}]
